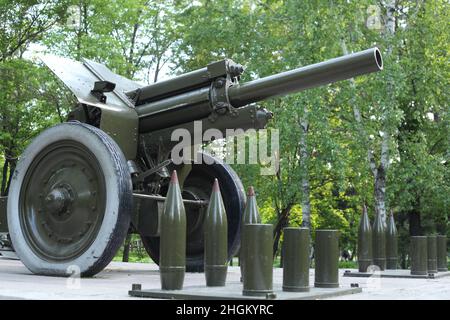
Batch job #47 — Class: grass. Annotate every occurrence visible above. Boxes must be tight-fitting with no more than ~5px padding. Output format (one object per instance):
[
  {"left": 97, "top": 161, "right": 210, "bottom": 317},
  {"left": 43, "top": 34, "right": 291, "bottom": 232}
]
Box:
[{"left": 115, "top": 247, "right": 447, "bottom": 271}]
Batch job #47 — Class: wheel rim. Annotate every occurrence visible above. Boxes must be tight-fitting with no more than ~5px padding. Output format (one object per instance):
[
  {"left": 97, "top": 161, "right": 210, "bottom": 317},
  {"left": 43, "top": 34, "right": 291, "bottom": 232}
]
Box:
[
  {"left": 19, "top": 140, "right": 106, "bottom": 262},
  {"left": 183, "top": 184, "right": 209, "bottom": 258}
]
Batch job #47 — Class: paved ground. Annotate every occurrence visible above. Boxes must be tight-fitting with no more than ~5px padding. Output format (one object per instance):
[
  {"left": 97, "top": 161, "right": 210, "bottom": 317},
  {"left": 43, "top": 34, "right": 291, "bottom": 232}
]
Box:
[{"left": 0, "top": 257, "right": 448, "bottom": 300}]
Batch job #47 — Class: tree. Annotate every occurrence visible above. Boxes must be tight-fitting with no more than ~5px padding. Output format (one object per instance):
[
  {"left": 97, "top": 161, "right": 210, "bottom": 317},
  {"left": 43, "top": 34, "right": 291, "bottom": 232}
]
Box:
[
  {"left": 43, "top": 0, "right": 177, "bottom": 83},
  {"left": 0, "top": 0, "right": 69, "bottom": 62},
  {"left": 0, "top": 0, "right": 71, "bottom": 195}
]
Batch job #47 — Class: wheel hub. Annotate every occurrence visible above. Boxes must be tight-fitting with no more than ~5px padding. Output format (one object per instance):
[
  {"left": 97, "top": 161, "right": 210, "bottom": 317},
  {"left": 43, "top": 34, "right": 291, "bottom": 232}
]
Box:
[
  {"left": 19, "top": 141, "right": 106, "bottom": 261},
  {"left": 44, "top": 186, "right": 73, "bottom": 220}
]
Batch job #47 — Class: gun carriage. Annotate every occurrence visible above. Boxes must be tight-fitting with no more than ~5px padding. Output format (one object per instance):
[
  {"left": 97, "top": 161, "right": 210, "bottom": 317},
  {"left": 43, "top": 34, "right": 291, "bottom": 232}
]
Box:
[{"left": 0, "top": 47, "right": 382, "bottom": 276}]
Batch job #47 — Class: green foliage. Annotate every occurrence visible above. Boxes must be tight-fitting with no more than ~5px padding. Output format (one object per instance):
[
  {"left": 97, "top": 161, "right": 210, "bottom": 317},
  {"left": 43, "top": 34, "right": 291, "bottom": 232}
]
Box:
[{"left": 0, "top": 0, "right": 448, "bottom": 262}]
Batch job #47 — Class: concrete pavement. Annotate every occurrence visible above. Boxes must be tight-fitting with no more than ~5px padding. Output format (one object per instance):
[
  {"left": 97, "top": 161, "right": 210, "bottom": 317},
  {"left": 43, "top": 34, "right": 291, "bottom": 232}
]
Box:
[{"left": 0, "top": 258, "right": 448, "bottom": 300}]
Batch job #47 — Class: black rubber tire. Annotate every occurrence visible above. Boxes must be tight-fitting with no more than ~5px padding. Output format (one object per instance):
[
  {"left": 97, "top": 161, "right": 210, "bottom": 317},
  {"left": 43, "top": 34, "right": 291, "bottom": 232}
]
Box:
[
  {"left": 7, "top": 122, "right": 132, "bottom": 277},
  {"left": 140, "top": 153, "right": 245, "bottom": 272}
]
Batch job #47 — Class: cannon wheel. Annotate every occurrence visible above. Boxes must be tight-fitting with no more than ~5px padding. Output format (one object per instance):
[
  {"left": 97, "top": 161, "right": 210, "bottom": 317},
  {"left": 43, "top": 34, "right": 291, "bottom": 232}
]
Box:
[
  {"left": 140, "top": 153, "right": 245, "bottom": 272},
  {"left": 7, "top": 122, "right": 132, "bottom": 277}
]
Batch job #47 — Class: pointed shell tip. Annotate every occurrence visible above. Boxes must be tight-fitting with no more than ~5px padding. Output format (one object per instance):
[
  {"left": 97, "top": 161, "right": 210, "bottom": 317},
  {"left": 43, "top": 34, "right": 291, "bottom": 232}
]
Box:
[
  {"left": 170, "top": 170, "right": 178, "bottom": 184},
  {"left": 212, "top": 178, "right": 220, "bottom": 192}
]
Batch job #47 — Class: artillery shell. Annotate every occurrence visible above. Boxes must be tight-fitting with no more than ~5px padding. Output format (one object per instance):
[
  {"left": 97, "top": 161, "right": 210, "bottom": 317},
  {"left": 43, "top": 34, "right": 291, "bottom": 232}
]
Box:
[
  {"left": 410, "top": 236, "right": 428, "bottom": 276},
  {"left": 314, "top": 230, "right": 339, "bottom": 288},
  {"left": 282, "top": 227, "right": 310, "bottom": 292},
  {"left": 427, "top": 235, "right": 438, "bottom": 274},
  {"left": 242, "top": 224, "right": 273, "bottom": 296},
  {"left": 437, "top": 235, "right": 448, "bottom": 272},
  {"left": 159, "top": 170, "right": 186, "bottom": 290},
  {"left": 240, "top": 186, "right": 261, "bottom": 281},
  {"left": 386, "top": 211, "right": 398, "bottom": 270},
  {"left": 204, "top": 179, "right": 228, "bottom": 286},
  {"left": 372, "top": 211, "right": 386, "bottom": 271},
  {"left": 358, "top": 205, "right": 373, "bottom": 272}
]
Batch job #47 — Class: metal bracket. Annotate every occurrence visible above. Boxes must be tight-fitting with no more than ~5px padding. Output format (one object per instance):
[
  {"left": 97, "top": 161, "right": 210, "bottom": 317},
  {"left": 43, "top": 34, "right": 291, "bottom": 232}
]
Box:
[
  {"left": 91, "top": 80, "right": 116, "bottom": 103},
  {"left": 209, "top": 76, "right": 240, "bottom": 121},
  {"left": 135, "top": 159, "right": 172, "bottom": 183}
]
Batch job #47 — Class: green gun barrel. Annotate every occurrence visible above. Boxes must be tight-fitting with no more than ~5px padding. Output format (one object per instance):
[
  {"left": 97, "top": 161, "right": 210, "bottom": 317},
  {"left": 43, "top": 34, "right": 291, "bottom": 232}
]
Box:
[
  {"left": 427, "top": 235, "right": 438, "bottom": 274},
  {"left": 314, "top": 230, "right": 339, "bottom": 288},
  {"left": 437, "top": 235, "right": 448, "bottom": 272},
  {"left": 229, "top": 47, "right": 382, "bottom": 107},
  {"left": 241, "top": 224, "right": 273, "bottom": 297},
  {"left": 410, "top": 236, "right": 428, "bottom": 276},
  {"left": 136, "top": 48, "right": 382, "bottom": 132},
  {"left": 282, "top": 227, "right": 310, "bottom": 292}
]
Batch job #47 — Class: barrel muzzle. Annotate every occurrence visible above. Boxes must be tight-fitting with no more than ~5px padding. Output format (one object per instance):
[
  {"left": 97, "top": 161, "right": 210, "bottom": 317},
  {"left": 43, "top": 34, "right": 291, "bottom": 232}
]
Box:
[{"left": 229, "top": 47, "right": 383, "bottom": 108}]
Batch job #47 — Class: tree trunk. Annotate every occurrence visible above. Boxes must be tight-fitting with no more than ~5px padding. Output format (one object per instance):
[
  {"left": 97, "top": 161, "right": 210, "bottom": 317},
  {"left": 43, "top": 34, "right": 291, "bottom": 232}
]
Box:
[
  {"left": 5, "top": 159, "right": 15, "bottom": 196},
  {"left": 272, "top": 206, "right": 292, "bottom": 258},
  {"left": 122, "top": 233, "right": 132, "bottom": 262},
  {"left": 374, "top": 164, "right": 387, "bottom": 223},
  {"left": 299, "top": 111, "right": 311, "bottom": 229},
  {"left": 409, "top": 210, "right": 422, "bottom": 236},
  {"left": 1, "top": 158, "right": 9, "bottom": 196}
]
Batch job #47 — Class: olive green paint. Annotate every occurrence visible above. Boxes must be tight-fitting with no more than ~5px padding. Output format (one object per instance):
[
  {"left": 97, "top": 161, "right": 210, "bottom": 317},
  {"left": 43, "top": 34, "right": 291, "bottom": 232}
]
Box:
[
  {"left": 99, "top": 108, "right": 138, "bottom": 160},
  {"left": 240, "top": 186, "right": 261, "bottom": 281},
  {"left": 282, "top": 227, "right": 310, "bottom": 292},
  {"left": 19, "top": 139, "right": 107, "bottom": 261},
  {"left": 314, "top": 230, "right": 339, "bottom": 288},
  {"left": 386, "top": 212, "right": 398, "bottom": 270},
  {"left": 204, "top": 179, "right": 228, "bottom": 287},
  {"left": 410, "top": 236, "right": 428, "bottom": 276},
  {"left": 241, "top": 224, "right": 273, "bottom": 297},
  {"left": 159, "top": 171, "right": 186, "bottom": 290},
  {"left": 372, "top": 211, "right": 386, "bottom": 271},
  {"left": 25, "top": 48, "right": 383, "bottom": 277},
  {"left": 427, "top": 235, "right": 438, "bottom": 274},
  {"left": 436, "top": 235, "right": 448, "bottom": 272},
  {"left": 137, "top": 48, "right": 382, "bottom": 134},
  {"left": 242, "top": 187, "right": 261, "bottom": 225},
  {"left": 358, "top": 205, "right": 373, "bottom": 272}
]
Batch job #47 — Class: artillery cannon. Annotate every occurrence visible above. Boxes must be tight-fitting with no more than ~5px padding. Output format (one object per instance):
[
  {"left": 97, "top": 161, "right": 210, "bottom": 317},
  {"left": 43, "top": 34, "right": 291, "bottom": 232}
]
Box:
[{"left": 0, "top": 47, "right": 382, "bottom": 276}]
